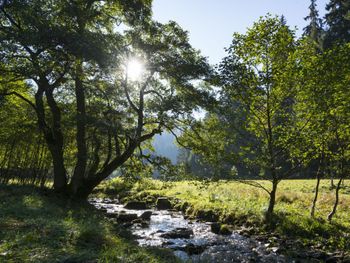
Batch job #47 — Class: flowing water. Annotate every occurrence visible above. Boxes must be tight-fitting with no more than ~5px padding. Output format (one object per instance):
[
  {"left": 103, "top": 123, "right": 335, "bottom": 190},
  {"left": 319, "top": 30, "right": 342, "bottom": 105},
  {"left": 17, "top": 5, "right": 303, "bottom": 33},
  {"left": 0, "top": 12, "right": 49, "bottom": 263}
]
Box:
[{"left": 90, "top": 198, "right": 291, "bottom": 263}]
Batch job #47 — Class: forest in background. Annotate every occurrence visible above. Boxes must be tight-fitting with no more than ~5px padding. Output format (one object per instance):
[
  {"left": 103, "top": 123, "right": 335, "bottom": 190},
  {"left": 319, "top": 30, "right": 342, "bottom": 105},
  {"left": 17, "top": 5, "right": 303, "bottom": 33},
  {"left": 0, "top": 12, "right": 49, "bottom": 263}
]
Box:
[{"left": 0, "top": 0, "right": 349, "bottom": 218}]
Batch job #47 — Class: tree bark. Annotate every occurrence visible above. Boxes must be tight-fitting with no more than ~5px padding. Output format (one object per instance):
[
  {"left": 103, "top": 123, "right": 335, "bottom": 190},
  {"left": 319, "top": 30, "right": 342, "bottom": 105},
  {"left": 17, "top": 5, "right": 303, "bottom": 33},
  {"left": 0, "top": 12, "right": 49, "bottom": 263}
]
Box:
[
  {"left": 328, "top": 177, "right": 343, "bottom": 222},
  {"left": 33, "top": 86, "right": 67, "bottom": 192},
  {"left": 266, "top": 179, "right": 278, "bottom": 219},
  {"left": 311, "top": 175, "right": 321, "bottom": 218},
  {"left": 45, "top": 89, "right": 68, "bottom": 192},
  {"left": 70, "top": 61, "right": 88, "bottom": 195},
  {"left": 70, "top": 128, "right": 161, "bottom": 199},
  {"left": 311, "top": 156, "right": 323, "bottom": 218}
]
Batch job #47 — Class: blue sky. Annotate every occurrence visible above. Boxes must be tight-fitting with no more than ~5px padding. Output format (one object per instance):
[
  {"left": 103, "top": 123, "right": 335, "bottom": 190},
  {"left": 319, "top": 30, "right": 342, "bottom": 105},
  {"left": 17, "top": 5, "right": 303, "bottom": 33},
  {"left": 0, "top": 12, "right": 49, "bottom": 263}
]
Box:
[{"left": 152, "top": 0, "right": 328, "bottom": 64}]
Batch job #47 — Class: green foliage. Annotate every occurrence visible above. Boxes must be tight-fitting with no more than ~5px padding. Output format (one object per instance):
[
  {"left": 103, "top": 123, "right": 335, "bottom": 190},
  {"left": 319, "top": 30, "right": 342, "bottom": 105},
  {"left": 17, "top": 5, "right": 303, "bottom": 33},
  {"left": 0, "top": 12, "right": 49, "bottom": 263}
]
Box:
[
  {"left": 179, "top": 113, "right": 237, "bottom": 179},
  {"left": 294, "top": 40, "right": 350, "bottom": 178},
  {"left": 215, "top": 15, "right": 298, "bottom": 182}
]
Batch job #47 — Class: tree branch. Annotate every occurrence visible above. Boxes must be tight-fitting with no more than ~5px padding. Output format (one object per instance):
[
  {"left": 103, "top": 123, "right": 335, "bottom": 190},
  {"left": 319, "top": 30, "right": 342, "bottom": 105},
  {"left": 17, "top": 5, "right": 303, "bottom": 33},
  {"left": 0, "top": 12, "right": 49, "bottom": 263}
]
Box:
[{"left": 0, "top": 91, "right": 36, "bottom": 111}]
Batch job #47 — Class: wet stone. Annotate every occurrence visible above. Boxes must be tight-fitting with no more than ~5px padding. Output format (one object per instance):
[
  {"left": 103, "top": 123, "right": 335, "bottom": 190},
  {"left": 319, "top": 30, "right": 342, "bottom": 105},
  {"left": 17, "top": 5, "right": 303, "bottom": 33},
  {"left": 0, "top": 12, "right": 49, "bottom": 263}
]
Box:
[
  {"left": 140, "top": 211, "right": 153, "bottom": 221},
  {"left": 196, "top": 209, "right": 219, "bottom": 222},
  {"left": 121, "top": 222, "right": 133, "bottom": 228},
  {"left": 160, "top": 228, "right": 194, "bottom": 239},
  {"left": 219, "top": 225, "right": 233, "bottom": 236},
  {"left": 211, "top": 223, "right": 221, "bottom": 234},
  {"left": 156, "top": 198, "right": 172, "bottom": 210},
  {"left": 124, "top": 201, "right": 147, "bottom": 210},
  {"left": 106, "top": 212, "right": 119, "bottom": 218},
  {"left": 183, "top": 243, "right": 207, "bottom": 255},
  {"left": 117, "top": 213, "right": 138, "bottom": 222}
]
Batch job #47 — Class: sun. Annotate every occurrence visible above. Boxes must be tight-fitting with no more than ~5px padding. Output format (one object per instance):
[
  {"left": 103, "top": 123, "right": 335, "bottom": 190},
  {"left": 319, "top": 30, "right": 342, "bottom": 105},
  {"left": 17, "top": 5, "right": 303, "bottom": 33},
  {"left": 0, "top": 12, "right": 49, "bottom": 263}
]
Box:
[{"left": 126, "top": 58, "right": 145, "bottom": 81}]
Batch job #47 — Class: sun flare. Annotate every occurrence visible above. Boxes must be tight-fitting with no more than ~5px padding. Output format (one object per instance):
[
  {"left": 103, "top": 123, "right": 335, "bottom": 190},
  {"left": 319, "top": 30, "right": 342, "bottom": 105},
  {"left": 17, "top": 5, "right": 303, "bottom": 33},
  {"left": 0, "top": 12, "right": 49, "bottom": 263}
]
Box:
[{"left": 126, "top": 58, "right": 145, "bottom": 81}]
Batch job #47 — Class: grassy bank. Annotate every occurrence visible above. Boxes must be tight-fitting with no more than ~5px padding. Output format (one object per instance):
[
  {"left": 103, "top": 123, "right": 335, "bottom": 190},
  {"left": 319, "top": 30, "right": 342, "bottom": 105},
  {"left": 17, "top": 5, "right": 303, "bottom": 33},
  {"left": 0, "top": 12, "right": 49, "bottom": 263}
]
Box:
[
  {"left": 0, "top": 184, "right": 178, "bottom": 263},
  {"left": 98, "top": 178, "right": 350, "bottom": 254}
]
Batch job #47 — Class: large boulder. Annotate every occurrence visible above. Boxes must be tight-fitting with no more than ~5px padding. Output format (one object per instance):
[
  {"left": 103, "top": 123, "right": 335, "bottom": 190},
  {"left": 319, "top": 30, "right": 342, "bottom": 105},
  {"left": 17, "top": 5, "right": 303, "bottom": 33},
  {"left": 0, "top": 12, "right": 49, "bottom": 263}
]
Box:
[
  {"left": 156, "top": 198, "right": 172, "bottom": 210},
  {"left": 160, "top": 228, "right": 194, "bottom": 239},
  {"left": 124, "top": 201, "right": 147, "bottom": 210}
]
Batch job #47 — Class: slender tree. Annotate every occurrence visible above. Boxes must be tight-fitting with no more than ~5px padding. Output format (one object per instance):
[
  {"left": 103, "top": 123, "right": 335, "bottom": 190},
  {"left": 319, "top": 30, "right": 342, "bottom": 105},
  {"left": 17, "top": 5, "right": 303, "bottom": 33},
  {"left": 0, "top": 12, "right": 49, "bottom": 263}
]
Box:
[
  {"left": 215, "top": 16, "right": 300, "bottom": 218},
  {"left": 295, "top": 41, "right": 350, "bottom": 221}
]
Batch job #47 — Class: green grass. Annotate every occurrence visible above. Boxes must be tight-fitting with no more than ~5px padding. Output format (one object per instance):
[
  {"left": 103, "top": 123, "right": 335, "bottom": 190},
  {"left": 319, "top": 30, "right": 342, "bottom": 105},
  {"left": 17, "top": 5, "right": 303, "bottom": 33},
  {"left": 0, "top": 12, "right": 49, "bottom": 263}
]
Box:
[
  {"left": 0, "top": 184, "right": 179, "bottom": 263},
  {"left": 98, "top": 178, "right": 350, "bottom": 253}
]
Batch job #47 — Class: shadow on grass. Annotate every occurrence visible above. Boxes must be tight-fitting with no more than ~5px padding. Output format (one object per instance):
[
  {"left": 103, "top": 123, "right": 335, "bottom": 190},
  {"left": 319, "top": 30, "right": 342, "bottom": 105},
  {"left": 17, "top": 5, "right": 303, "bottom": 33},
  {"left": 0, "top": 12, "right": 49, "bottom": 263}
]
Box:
[{"left": 0, "top": 184, "right": 178, "bottom": 263}]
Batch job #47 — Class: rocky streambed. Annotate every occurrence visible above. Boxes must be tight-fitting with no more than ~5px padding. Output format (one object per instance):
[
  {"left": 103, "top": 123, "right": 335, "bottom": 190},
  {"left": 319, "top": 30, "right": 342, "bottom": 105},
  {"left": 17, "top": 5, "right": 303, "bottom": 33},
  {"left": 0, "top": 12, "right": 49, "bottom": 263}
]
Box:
[{"left": 89, "top": 197, "right": 295, "bottom": 262}]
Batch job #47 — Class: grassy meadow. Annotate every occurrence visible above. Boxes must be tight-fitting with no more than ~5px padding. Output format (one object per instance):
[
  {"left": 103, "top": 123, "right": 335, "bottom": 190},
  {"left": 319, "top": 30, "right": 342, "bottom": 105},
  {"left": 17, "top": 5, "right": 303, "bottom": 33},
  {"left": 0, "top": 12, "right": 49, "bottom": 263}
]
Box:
[{"left": 99, "top": 178, "right": 350, "bottom": 253}]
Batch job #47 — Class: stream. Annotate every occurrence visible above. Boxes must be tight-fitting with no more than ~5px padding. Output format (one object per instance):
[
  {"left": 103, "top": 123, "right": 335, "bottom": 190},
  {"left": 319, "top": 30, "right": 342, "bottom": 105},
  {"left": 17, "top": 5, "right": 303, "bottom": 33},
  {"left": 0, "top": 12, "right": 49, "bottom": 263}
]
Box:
[{"left": 89, "top": 198, "right": 291, "bottom": 262}]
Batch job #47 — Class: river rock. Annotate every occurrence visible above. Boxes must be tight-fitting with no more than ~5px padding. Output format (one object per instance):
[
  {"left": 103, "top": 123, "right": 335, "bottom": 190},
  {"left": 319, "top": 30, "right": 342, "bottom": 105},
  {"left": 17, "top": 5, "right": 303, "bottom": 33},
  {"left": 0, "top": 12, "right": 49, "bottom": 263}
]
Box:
[
  {"left": 210, "top": 223, "right": 221, "bottom": 234},
  {"left": 117, "top": 213, "right": 138, "bottom": 222},
  {"left": 219, "top": 224, "right": 232, "bottom": 235},
  {"left": 131, "top": 218, "right": 143, "bottom": 224},
  {"left": 121, "top": 222, "right": 133, "bottom": 228},
  {"left": 156, "top": 198, "right": 172, "bottom": 210},
  {"left": 196, "top": 209, "right": 219, "bottom": 222},
  {"left": 210, "top": 223, "right": 232, "bottom": 235},
  {"left": 124, "top": 201, "right": 147, "bottom": 210},
  {"left": 160, "top": 228, "right": 194, "bottom": 239},
  {"left": 106, "top": 212, "right": 119, "bottom": 218},
  {"left": 140, "top": 211, "right": 153, "bottom": 220},
  {"left": 184, "top": 243, "right": 207, "bottom": 255}
]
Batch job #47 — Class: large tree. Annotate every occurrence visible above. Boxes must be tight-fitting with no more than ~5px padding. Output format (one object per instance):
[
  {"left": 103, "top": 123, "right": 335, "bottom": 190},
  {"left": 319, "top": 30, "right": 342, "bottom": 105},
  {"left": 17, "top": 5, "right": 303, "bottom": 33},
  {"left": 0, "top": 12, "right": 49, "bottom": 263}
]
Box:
[{"left": 0, "top": 0, "right": 209, "bottom": 198}]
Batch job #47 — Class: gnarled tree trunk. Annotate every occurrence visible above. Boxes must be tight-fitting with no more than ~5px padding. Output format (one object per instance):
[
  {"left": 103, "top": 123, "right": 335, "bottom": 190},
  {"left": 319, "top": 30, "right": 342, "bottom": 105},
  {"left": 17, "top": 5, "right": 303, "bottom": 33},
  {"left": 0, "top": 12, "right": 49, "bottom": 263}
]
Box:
[{"left": 35, "top": 85, "right": 67, "bottom": 193}]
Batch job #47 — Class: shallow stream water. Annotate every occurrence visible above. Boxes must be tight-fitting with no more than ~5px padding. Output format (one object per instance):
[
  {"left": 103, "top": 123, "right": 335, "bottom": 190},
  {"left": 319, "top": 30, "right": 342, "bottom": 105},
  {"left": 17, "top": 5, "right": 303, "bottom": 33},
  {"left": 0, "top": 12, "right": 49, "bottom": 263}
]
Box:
[{"left": 89, "top": 198, "right": 291, "bottom": 262}]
